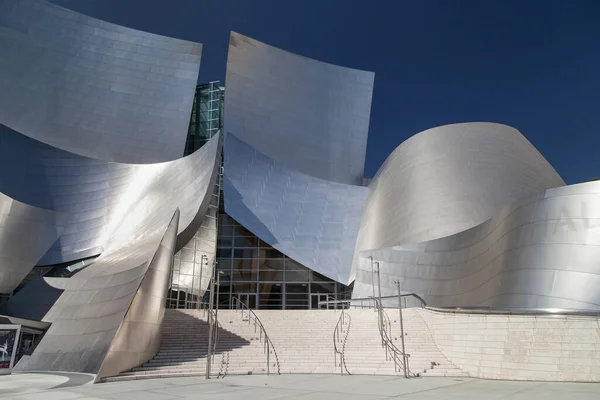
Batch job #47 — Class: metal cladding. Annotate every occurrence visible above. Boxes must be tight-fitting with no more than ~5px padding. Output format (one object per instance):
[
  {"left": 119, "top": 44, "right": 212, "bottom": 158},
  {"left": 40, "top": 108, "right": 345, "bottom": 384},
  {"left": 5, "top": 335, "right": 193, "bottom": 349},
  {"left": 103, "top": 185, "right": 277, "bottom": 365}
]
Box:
[
  {"left": 0, "top": 126, "right": 220, "bottom": 265},
  {"left": 350, "top": 122, "right": 565, "bottom": 282},
  {"left": 0, "top": 0, "right": 202, "bottom": 163},
  {"left": 13, "top": 134, "right": 221, "bottom": 375},
  {"left": 354, "top": 181, "right": 600, "bottom": 309},
  {"left": 97, "top": 210, "right": 180, "bottom": 380},
  {"left": 224, "top": 134, "right": 367, "bottom": 283},
  {"left": 0, "top": 193, "right": 67, "bottom": 293},
  {"left": 225, "top": 31, "right": 374, "bottom": 185}
]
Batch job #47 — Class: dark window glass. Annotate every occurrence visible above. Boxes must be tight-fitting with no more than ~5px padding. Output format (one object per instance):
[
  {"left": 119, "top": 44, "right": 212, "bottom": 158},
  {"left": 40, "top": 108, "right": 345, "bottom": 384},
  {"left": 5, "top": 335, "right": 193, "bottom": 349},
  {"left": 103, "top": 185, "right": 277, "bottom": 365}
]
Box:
[
  {"left": 262, "top": 249, "right": 283, "bottom": 258},
  {"left": 216, "top": 248, "right": 231, "bottom": 258},
  {"left": 234, "top": 236, "right": 258, "bottom": 247},
  {"left": 233, "top": 225, "right": 254, "bottom": 236},
  {"left": 219, "top": 225, "right": 234, "bottom": 236},
  {"left": 285, "top": 269, "right": 310, "bottom": 281},
  {"left": 312, "top": 271, "right": 331, "bottom": 282},
  {"left": 217, "top": 237, "right": 233, "bottom": 248},
  {"left": 311, "top": 282, "right": 335, "bottom": 293},
  {"left": 217, "top": 259, "right": 232, "bottom": 273},
  {"left": 233, "top": 248, "right": 258, "bottom": 258}
]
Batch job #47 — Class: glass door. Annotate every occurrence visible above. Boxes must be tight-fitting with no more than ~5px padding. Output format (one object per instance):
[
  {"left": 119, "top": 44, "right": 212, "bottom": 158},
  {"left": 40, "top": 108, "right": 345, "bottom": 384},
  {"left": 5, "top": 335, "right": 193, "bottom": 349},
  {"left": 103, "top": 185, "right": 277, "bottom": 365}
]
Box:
[{"left": 285, "top": 283, "right": 309, "bottom": 309}]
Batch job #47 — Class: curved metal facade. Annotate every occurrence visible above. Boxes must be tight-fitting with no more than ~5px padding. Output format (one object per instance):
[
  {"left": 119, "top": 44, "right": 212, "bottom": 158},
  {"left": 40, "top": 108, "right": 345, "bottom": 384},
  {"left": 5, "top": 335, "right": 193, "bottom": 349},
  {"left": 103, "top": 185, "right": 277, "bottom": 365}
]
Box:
[
  {"left": 0, "top": 193, "right": 67, "bottom": 293},
  {"left": 224, "top": 31, "right": 374, "bottom": 185},
  {"left": 350, "top": 122, "right": 565, "bottom": 282},
  {"left": 0, "top": 125, "right": 220, "bottom": 265},
  {"left": 0, "top": 0, "right": 202, "bottom": 163},
  {"left": 224, "top": 134, "right": 367, "bottom": 283},
  {"left": 354, "top": 181, "right": 600, "bottom": 309},
  {"left": 12, "top": 134, "right": 221, "bottom": 376}
]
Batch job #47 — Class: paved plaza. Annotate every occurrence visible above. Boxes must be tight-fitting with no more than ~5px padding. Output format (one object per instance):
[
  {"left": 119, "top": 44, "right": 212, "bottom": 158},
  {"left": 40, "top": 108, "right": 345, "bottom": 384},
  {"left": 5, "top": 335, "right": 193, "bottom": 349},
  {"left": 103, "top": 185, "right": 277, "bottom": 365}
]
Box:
[{"left": 1, "top": 373, "right": 599, "bottom": 400}]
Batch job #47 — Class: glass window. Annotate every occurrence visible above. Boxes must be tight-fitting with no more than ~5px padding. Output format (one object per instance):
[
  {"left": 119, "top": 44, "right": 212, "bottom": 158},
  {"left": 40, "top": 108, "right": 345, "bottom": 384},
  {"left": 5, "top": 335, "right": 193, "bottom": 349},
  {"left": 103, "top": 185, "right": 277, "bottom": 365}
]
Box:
[
  {"left": 219, "top": 225, "right": 233, "bottom": 236},
  {"left": 217, "top": 237, "right": 233, "bottom": 248},
  {"left": 232, "top": 258, "right": 257, "bottom": 270},
  {"left": 216, "top": 247, "right": 231, "bottom": 258},
  {"left": 312, "top": 271, "right": 331, "bottom": 282},
  {"left": 261, "top": 249, "right": 283, "bottom": 258},
  {"left": 259, "top": 269, "right": 284, "bottom": 281},
  {"left": 233, "top": 248, "right": 258, "bottom": 258},
  {"left": 217, "top": 259, "right": 232, "bottom": 273},
  {"left": 219, "top": 214, "right": 235, "bottom": 226},
  {"left": 311, "top": 282, "right": 335, "bottom": 293},
  {"left": 285, "top": 258, "right": 307, "bottom": 270},
  {"left": 231, "top": 282, "right": 257, "bottom": 293},
  {"left": 285, "top": 269, "right": 310, "bottom": 281},
  {"left": 231, "top": 269, "right": 257, "bottom": 281},
  {"left": 233, "top": 225, "right": 254, "bottom": 236},
  {"left": 234, "top": 236, "right": 258, "bottom": 247},
  {"left": 258, "top": 239, "right": 272, "bottom": 248}
]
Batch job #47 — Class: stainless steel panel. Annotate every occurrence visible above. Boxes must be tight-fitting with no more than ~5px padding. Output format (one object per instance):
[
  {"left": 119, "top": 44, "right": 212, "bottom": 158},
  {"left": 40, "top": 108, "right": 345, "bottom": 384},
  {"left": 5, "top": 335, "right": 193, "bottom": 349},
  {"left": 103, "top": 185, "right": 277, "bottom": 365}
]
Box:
[
  {"left": 353, "top": 181, "right": 600, "bottom": 310},
  {"left": 224, "top": 134, "right": 367, "bottom": 283},
  {"left": 0, "top": 0, "right": 202, "bottom": 163},
  {"left": 13, "top": 135, "right": 221, "bottom": 375},
  {"left": 0, "top": 192, "right": 67, "bottom": 293},
  {"left": 97, "top": 209, "right": 179, "bottom": 380},
  {"left": 350, "top": 122, "right": 565, "bottom": 282},
  {"left": 0, "top": 125, "right": 220, "bottom": 265},
  {"left": 224, "top": 31, "right": 374, "bottom": 185}
]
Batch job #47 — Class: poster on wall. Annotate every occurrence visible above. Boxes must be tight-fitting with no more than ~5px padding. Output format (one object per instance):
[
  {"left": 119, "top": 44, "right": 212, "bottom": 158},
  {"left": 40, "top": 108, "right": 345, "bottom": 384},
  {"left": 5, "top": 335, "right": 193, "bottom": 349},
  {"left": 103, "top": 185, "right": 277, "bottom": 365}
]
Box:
[{"left": 0, "top": 325, "right": 21, "bottom": 375}]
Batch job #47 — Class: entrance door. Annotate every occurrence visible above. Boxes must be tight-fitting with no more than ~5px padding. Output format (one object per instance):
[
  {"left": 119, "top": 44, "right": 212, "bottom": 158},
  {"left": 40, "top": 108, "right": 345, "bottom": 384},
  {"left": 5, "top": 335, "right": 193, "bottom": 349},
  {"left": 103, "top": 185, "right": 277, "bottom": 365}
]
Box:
[
  {"left": 237, "top": 293, "right": 258, "bottom": 309},
  {"left": 285, "top": 283, "right": 309, "bottom": 309}
]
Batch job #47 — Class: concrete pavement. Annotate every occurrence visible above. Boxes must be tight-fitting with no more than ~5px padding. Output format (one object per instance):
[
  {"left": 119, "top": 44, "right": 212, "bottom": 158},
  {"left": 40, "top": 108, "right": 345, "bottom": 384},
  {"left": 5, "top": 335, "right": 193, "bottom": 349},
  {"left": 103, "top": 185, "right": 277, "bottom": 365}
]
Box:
[{"left": 1, "top": 373, "right": 599, "bottom": 399}]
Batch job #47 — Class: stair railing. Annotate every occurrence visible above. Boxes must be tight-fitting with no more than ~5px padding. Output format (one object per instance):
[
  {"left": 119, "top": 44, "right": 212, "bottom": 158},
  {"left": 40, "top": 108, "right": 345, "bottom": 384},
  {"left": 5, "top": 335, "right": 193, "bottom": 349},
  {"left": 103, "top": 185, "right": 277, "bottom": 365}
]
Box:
[
  {"left": 332, "top": 296, "right": 352, "bottom": 375},
  {"left": 232, "top": 296, "right": 281, "bottom": 375},
  {"left": 370, "top": 296, "right": 414, "bottom": 378}
]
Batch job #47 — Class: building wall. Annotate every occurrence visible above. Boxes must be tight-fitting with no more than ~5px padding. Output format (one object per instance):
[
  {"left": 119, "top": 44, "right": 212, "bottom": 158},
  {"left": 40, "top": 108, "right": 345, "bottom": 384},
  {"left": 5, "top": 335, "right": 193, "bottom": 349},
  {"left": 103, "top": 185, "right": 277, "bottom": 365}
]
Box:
[
  {"left": 0, "top": 0, "right": 202, "bottom": 163},
  {"left": 224, "top": 31, "right": 374, "bottom": 185},
  {"left": 224, "top": 133, "right": 367, "bottom": 284},
  {"left": 351, "top": 122, "right": 566, "bottom": 285},
  {"left": 355, "top": 180, "right": 600, "bottom": 309},
  {"left": 420, "top": 309, "right": 600, "bottom": 382}
]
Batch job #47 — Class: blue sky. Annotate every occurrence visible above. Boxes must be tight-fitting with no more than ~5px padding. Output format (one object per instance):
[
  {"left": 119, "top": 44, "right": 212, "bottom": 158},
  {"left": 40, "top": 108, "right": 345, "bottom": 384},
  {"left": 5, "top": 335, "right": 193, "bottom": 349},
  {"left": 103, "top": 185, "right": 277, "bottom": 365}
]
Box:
[{"left": 54, "top": 0, "right": 600, "bottom": 183}]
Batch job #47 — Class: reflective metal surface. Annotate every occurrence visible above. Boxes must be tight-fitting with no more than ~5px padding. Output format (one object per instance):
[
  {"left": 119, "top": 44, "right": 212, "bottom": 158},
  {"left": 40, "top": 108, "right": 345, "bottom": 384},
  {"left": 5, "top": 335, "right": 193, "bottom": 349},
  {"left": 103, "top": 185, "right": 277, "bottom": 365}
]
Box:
[
  {"left": 0, "top": 125, "right": 219, "bottom": 265},
  {"left": 354, "top": 180, "right": 600, "bottom": 309},
  {"left": 97, "top": 210, "right": 179, "bottom": 380},
  {"left": 224, "top": 134, "right": 367, "bottom": 283},
  {"left": 0, "top": 193, "right": 67, "bottom": 293},
  {"left": 225, "top": 32, "right": 374, "bottom": 185},
  {"left": 0, "top": 0, "right": 202, "bottom": 163},
  {"left": 10, "top": 134, "right": 221, "bottom": 375},
  {"left": 350, "top": 122, "right": 565, "bottom": 282}
]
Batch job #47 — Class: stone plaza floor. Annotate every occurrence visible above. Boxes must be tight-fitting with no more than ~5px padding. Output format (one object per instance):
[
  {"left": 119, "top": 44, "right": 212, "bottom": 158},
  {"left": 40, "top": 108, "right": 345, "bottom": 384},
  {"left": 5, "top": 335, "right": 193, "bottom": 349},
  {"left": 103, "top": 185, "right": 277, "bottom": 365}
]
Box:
[{"left": 1, "top": 373, "right": 599, "bottom": 399}]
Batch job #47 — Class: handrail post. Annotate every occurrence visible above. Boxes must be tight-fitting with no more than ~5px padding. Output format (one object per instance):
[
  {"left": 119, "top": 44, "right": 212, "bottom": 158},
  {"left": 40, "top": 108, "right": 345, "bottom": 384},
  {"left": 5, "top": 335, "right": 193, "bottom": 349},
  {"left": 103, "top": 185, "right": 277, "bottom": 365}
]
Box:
[
  {"left": 395, "top": 280, "right": 408, "bottom": 378},
  {"left": 205, "top": 275, "right": 214, "bottom": 379}
]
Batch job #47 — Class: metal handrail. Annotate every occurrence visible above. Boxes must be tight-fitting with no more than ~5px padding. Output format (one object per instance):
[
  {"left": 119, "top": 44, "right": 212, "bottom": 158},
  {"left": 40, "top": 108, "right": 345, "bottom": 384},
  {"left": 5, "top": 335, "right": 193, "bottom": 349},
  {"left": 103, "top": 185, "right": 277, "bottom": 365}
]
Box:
[
  {"left": 370, "top": 296, "right": 413, "bottom": 377},
  {"left": 332, "top": 296, "right": 351, "bottom": 375},
  {"left": 318, "top": 294, "right": 600, "bottom": 318},
  {"left": 199, "top": 301, "right": 220, "bottom": 355},
  {"left": 232, "top": 297, "right": 281, "bottom": 375}
]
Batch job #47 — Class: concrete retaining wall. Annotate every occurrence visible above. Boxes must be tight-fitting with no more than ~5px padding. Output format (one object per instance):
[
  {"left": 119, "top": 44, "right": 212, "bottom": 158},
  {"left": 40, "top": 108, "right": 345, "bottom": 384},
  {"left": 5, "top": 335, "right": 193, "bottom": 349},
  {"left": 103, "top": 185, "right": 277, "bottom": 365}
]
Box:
[{"left": 418, "top": 309, "right": 600, "bottom": 382}]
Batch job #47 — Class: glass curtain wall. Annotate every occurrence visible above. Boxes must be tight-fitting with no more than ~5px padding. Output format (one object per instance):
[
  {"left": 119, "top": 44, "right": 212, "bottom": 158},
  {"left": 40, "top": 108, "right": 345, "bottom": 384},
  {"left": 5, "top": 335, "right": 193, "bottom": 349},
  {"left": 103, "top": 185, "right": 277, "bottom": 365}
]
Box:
[
  {"left": 216, "top": 200, "right": 349, "bottom": 310},
  {"left": 167, "top": 82, "right": 223, "bottom": 309},
  {"left": 184, "top": 81, "right": 223, "bottom": 155}
]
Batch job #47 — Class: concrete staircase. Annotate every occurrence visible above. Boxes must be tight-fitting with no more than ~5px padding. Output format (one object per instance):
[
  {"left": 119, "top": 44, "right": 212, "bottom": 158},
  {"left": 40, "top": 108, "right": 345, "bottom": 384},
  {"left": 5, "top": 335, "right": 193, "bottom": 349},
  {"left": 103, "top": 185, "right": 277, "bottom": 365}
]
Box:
[
  {"left": 104, "top": 309, "right": 274, "bottom": 382},
  {"left": 104, "top": 308, "right": 467, "bottom": 381}
]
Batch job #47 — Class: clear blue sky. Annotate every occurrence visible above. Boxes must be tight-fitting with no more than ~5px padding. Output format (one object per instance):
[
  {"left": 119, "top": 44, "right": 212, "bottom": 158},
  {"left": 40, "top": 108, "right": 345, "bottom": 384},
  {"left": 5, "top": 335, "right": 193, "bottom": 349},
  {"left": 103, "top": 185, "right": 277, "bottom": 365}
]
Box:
[{"left": 54, "top": 0, "right": 600, "bottom": 183}]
